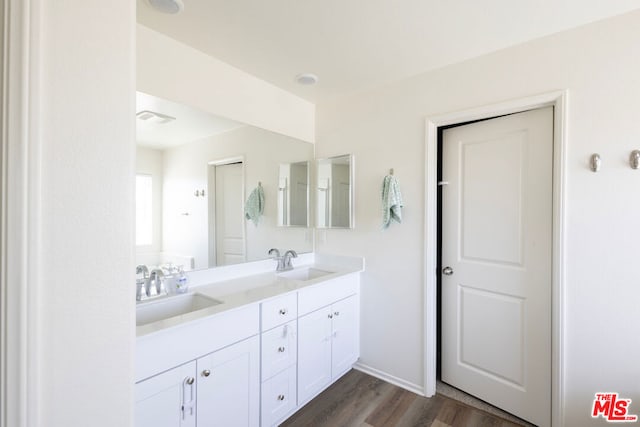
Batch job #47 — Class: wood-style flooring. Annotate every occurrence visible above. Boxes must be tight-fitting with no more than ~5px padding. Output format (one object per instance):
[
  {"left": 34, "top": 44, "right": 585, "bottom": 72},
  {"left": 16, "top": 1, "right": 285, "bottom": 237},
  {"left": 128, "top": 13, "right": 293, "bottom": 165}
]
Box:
[{"left": 281, "top": 370, "right": 527, "bottom": 427}]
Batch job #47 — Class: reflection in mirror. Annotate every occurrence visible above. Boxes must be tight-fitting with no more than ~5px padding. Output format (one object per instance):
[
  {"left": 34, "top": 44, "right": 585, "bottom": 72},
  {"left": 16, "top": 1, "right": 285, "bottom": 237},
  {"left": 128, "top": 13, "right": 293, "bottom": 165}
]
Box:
[
  {"left": 135, "top": 92, "right": 314, "bottom": 271},
  {"left": 278, "top": 161, "right": 309, "bottom": 227},
  {"left": 316, "top": 155, "right": 354, "bottom": 229}
]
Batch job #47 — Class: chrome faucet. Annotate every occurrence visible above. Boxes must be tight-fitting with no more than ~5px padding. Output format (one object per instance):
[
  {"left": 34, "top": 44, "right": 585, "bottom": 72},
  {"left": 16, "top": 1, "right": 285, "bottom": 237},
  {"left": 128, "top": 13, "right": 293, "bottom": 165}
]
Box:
[
  {"left": 269, "top": 248, "right": 298, "bottom": 272},
  {"left": 136, "top": 265, "right": 149, "bottom": 301},
  {"left": 283, "top": 250, "right": 298, "bottom": 271},
  {"left": 268, "top": 248, "right": 286, "bottom": 271},
  {"left": 149, "top": 268, "right": 164, "bottom": 297}
]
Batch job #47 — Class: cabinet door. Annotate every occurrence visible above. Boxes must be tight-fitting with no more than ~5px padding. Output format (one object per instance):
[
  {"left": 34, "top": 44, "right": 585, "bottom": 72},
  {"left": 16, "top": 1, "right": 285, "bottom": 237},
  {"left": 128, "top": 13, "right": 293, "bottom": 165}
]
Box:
[
  {"left": 197, "top": 335, "right": 260, "bottom": 427},
  {"left": 331, "top": 295, "right": 360, "bottom": 378},
  {"left": 297, "top": 306, "right": 332, "bottom": 405},
  {"left": 135, "top": 362, "right": 197, "bottom": 427}
]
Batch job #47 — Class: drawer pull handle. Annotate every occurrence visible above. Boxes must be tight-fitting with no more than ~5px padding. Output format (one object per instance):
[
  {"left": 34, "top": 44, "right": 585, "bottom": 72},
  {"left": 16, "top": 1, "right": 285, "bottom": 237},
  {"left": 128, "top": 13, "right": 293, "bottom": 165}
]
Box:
[
  {"left": 201, "top": 369, "right": 211, "bottom": 377},
  {"left": 277, "top": 394, "right": 285, "bottom": 401},
  {"left": 279, "top": 308, "right": 288, "bottom": 315},
  {"left": 278, "top": 346, "right": 286, "bottom": 352}
]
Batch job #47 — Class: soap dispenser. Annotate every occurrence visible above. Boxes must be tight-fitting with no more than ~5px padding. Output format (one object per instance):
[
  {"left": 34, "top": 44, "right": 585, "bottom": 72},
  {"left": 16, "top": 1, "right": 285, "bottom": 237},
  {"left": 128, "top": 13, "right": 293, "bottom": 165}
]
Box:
[{"left": 175, "top": 266, "right": 189, "bottom": 294}]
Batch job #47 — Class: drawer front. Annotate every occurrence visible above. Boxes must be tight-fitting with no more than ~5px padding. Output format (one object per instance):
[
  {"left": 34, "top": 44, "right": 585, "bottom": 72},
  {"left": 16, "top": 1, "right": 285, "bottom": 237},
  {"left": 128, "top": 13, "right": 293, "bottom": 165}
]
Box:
[
  {"left": 261, "top": 365, "right": 297, "bottom": 427},
  {"left": 298, "top": 274, "right": 359, "bottom": 316},
  {"left": 261, "top": 293, "right": 297, "bottom": 331},
  {"left": 261, "top": 321, "right": 297, "bottom": 380}
]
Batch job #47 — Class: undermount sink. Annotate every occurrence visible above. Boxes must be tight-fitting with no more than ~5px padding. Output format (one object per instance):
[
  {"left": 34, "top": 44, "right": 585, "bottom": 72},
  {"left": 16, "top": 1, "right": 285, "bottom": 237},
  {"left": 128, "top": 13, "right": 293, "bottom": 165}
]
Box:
[
  {"left": 136, "top": 293, "right": 223, "bottom": 327},
  {"left": 278, "top": 267, "right": 334, "bottom": 281}
]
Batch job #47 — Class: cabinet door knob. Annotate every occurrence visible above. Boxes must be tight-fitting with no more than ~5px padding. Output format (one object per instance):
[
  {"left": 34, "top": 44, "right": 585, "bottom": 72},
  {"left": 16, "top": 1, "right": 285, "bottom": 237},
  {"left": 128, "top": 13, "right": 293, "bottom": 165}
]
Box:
[
  {"left": 278, "top": 346, "right": 286, "bottom": 352},
  {"left": 185, "top": 377, "right": 195, "bottom": 385},
  {"left": 279, "top": 308, "right": 288, "bottom": 315},
  {"left": 277, "top": 394, "right": 285, "bottom": 401},
  {"left": 334, "top": 311, "right": 340, "bottom": 316},
  {"left": 328, "top": 314, "right": 333, "bottom": 319},
  {"left": 201, "top": 369, "right": 211, "bottom": 377}
]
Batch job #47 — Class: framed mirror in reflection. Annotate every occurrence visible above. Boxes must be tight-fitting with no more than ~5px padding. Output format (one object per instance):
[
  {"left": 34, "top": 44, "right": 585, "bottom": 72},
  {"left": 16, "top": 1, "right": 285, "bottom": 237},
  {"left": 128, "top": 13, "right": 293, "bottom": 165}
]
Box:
[
  {"left": 316, "top": 154, "right": 354, "bottom": 229},
  {"left": 135, "top": 92, "right": 314, "bottom": 271},
  {"left": 277, "top": 161, "right": 309, "bottom": 227}
]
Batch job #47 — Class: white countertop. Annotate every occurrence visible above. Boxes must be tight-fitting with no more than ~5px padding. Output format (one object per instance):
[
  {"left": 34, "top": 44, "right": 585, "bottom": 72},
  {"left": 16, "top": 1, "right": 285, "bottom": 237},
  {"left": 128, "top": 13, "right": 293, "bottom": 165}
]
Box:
[{"left": 136, "top": 254, "right": 364, "bottom": 338}]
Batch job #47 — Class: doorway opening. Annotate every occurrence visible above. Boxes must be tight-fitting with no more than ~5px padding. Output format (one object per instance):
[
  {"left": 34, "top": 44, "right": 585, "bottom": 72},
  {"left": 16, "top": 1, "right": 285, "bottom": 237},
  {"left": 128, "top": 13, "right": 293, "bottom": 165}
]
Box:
[
  {"left": 436, "top": 112, "right": 543, "bottom": 427},
  {"left": 424, "top": 91, "right": 567, "bottom": 427}
]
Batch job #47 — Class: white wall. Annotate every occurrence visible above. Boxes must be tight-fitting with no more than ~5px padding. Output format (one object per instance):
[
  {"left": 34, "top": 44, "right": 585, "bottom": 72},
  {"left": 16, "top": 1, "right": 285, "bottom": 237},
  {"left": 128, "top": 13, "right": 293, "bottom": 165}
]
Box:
[
  {"left": 162, "top": 126, "right": 314, "bottom": 268},
  {"left": 137, "top": 25, "right": 315, "bottom": 143},
  {"left": 315, "top": 10, "right": 640, "bottom": 426},
  {"left": 36, "top": 1, "right": 136, "bottom": 426}
]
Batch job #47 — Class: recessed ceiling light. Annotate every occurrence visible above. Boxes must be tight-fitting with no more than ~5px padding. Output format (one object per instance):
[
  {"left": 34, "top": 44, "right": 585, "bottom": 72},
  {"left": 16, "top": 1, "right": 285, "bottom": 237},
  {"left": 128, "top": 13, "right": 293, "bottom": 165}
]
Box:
[
  {"left": 295, "top": 73, "right": 318, "bottom": 85},
  {"left": 147, "top": 0, "right": 184, "bottom": 14}
]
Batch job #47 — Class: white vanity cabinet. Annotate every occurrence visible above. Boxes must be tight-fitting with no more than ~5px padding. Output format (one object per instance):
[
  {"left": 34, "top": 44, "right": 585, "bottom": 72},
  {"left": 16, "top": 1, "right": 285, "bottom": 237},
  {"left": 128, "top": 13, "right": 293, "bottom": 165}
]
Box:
[
  {"left": 136, "top": 266, "right": 362, "bottom": 427},
  {"left": 135, "top": 303, "right": 261, "bottom": 427},
  {"left": 135, "top": 335, "right": 260, "bottom": 427},
  {"left": 297, "top": 274, "right": 360, "bottom": 406},
  {"left": 135, "top": 361, "right": 197, "bottom": 427}
]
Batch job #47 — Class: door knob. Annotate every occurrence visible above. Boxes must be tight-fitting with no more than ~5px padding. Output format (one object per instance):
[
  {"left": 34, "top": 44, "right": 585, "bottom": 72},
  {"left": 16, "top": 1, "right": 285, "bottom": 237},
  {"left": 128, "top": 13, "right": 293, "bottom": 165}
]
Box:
[{"left": 442, "top": 266, "right": 454, "bottom": 276}]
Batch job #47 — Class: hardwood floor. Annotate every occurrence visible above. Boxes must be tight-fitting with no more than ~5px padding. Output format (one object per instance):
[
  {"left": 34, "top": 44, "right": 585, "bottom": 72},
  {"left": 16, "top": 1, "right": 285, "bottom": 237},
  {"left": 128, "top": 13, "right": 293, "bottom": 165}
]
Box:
[{"left": 281, "top": 370, "right": 527, "bottom": 427}]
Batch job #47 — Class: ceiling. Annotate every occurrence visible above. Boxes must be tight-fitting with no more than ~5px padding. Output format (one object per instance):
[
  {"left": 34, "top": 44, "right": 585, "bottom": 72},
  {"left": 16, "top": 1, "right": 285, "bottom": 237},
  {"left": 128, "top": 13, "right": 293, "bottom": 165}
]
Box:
[
  {"left": 137, "top": 0, "right": 640, "bottom": 103},
  {"left": 136, "top": 92, "right": 243, "bottom": 149}
]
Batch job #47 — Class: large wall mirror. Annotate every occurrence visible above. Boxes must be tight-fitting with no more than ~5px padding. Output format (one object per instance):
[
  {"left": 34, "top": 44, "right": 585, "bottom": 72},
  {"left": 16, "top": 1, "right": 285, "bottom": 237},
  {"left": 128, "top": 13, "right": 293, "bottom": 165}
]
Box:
[
  {"left": 135, "top": 92, "right": 314, "bottom": 271},
  {"left": 316, "top": 155, "right": 354, "bottom": 229}
]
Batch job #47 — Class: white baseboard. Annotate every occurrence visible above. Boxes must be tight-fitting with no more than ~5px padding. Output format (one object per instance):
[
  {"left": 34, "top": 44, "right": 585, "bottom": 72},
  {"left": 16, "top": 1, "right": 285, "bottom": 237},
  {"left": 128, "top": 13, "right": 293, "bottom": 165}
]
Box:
[{"left": 353, "top": 363, "right": 426, "bottom": 397}]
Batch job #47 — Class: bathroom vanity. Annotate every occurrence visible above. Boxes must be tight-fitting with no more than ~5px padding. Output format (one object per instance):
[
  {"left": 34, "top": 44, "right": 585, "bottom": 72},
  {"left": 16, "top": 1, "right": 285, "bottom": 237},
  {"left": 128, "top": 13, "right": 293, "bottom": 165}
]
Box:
[{"left": 135, "top": 254, "right": 363, "bottom": 427}]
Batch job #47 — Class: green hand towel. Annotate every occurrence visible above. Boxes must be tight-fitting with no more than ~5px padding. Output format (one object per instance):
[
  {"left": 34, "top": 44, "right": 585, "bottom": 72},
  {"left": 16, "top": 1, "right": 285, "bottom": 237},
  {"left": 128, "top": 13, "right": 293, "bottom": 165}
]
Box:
[
  {"left": 382, "top": 175, "right": 403, "bottom": 229},
  {"left": 245, "top": 184, "right": 265, "bottom": 226}
]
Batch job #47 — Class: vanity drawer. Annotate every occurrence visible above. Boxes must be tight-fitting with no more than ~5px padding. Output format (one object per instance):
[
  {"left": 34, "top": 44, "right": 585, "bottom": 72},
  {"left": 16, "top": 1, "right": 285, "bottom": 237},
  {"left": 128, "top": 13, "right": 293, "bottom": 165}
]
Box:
[
  {"left": 261, "top": 364, "right": 297, "bottom": 427},
  {"left": 261, "top": 321, "right": 297, "bottom": 380},
  {"left": 261, "top": 293, "right": 297, "bottom": 331}
]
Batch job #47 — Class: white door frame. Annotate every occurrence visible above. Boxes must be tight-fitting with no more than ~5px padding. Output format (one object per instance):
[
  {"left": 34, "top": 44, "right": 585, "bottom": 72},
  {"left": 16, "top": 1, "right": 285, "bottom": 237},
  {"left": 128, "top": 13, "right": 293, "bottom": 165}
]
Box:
[
  {"left": 2, "top": 1, "right": 43, "bottom": 426},
  {"left": 424, "top": 91, "right": 567, "bottom": 427}
]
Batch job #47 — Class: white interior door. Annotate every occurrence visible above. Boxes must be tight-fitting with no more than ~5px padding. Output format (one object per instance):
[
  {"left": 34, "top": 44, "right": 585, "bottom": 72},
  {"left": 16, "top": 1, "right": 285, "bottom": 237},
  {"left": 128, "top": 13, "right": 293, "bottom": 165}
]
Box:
[
  {"left": 441, "top": 107, "right": 553, "bottom": 427},
  {"left": 214, "top": 162, "right": 245, "bottom": 266}
]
